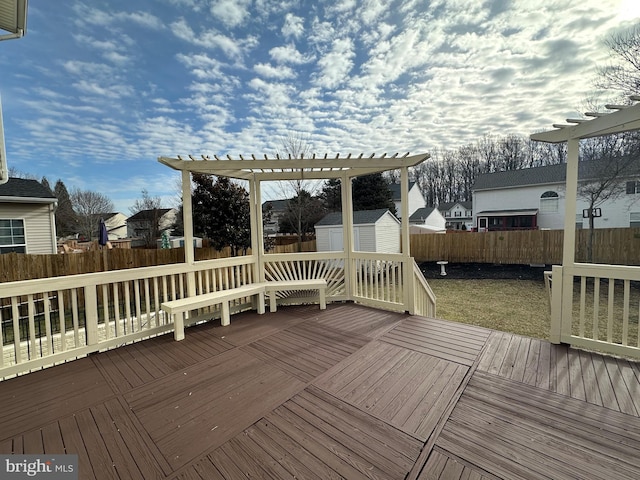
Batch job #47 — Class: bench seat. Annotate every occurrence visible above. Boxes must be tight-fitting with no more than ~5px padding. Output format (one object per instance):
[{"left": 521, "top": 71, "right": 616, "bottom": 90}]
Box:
[
  {"left": 263, "top": 279, "right": 327, "bottom": 313},
  {"left": 162, "top": 284, "right": 265, "bottom": 340},
  {"left": 161, "top": 279, "right": 328, "bottom": 341}
]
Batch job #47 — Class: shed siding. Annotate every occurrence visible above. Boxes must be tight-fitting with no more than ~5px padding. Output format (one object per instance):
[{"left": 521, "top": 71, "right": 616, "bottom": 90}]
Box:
[
  {"left": 375, "top": 215, "right": 401, "bottom": 253},
  {"left": 0, "top": 203, "right": 56, "bottom": 254},
  {"left": 315, "top": 227, "right": 333, "bottom": 251},
  {"left": 356, "top": 225, "right": 375, "bottom": 252}
]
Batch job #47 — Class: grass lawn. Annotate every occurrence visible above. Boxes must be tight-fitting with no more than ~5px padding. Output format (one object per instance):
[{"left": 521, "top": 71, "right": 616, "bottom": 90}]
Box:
[{"left": 428, "top": 278, "right": 551, "bottom": 340}]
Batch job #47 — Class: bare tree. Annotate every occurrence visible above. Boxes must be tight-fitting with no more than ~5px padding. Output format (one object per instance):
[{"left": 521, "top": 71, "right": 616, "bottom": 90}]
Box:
[
  {"left": 596, "top": 25, "right": 640, "bottom": 97},
  {"left": 275, "top": 132, "right": 324, "bottom": 251},
  {"left": 70, "top": 188, "right": 114, "bottom": 241},
  {"left": 129, "top": 189, "right": 164, "bottom": 248}
]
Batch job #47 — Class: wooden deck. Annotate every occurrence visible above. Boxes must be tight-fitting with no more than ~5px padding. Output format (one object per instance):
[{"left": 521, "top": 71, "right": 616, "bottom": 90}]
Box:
[{"left": 1, "top": 303, "right": 640, "bottom": 479}]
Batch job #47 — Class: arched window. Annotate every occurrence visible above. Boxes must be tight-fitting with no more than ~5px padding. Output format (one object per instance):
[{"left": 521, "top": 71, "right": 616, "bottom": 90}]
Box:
[{"left": 540, "top": 191, "right": 559, "bottom": 213}]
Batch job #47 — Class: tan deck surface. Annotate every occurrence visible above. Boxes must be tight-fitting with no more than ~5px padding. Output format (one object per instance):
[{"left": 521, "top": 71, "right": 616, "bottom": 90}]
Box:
[{"left": 1, "top": 303, "right": 639, "bottom": 479}]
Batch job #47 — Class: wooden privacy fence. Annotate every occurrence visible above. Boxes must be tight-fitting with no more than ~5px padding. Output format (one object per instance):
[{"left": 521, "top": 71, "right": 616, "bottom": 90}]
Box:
[
  {"left": 410, "top": 227, "right": 640, "bottom": 266},
  {"left": 0, "top": 241, "right": 319, "bottom": 283}
]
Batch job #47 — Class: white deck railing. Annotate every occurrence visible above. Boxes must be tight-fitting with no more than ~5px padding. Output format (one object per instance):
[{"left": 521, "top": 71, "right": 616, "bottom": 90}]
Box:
[
  {"left": 550, "top": 263, "right": 640, "bottom": 359},
  {"left": 1, "top": 253, "right": 435, "bottom": 379}
]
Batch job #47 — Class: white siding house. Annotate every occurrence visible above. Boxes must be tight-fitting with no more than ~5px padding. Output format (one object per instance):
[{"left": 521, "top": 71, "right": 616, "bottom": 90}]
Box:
[
  {"left": 315, "top": 209, "right": 400, "bottom": 253},
  {"left": 389, "top": 181, "right": 426, "bottom": 219},
  {"left": 473, "top": 160, "right": 640, "bottom": 231},
  {"left": 0, "top": 178, "right": 57, "bottom": 254},
  {"left": 438, "top": 201, "right": 473, "bottom": 230}
]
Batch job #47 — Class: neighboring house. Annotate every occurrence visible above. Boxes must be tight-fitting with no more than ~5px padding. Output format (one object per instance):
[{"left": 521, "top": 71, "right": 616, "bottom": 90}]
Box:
[
  {"left": 389, "top": 181, "right": 426, "bottom": 218},
  {"left": 0, "top": 177, "right": 57, "bottom": 254},
  {"left": 473, "top": 160, "right": 640, "bottom": 231},
  {"left": 408, "top": 207, "right": 446, "bottom": 233},
  {"left": 438, "top": 201, "right": 473, "bottom": 231},
  {"left": 262, "top": 199, "right": 290, "bottom": 235},
  {"left": 93, "top": 212, "right": 127, "bottom": 240},
  {"left": 127, "top": 208, "right": 176, "bottom": 242},
  {"left": 315, "top": 209, "right": 400, "bottom": 253}
]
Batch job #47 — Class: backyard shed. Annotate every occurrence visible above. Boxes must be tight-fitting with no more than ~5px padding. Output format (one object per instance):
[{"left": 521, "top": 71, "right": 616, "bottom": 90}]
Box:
[{"left": 315, "top": 209, "right": 400, "bottom": 253}]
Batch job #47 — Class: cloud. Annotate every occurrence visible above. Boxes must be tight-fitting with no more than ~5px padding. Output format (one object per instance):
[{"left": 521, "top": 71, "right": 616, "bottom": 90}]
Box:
[
  {"left": 282, "top": 13, "right": 304, "bottom": 39},
  {"left": 253, "top": 62, "right": 296, "bottom": 79},
  {"left": 269, "top": 43, "right": 314, "bottom": 65},
  {"left": 72, "top": 80, "right": 134, "bottom": 99},
  {"left": 73, "top": 4, "right": 164, "bottom": 30},
  {"left": 312, "top": 38, "right": 355, "bottom": 89},
  {"left": 170, "top": 18, "right": 244, "bottom": 60},
  {"left": 210, "top": 0, "right": 251, "bottom": 28}
]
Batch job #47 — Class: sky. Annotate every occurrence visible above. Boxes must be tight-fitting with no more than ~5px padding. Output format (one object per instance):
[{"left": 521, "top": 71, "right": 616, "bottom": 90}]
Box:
[{"left": 1, "top": 0, "right": 639, "bottom": 213}]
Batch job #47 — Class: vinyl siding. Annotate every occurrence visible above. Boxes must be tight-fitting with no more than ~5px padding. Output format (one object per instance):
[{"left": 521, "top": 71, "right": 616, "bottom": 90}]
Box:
[
  {"left": 374, "top": 215, "right": 401, "bottom": 253},
  {"left": 0, "top": 203, "right": 56, "bottom": 254}
]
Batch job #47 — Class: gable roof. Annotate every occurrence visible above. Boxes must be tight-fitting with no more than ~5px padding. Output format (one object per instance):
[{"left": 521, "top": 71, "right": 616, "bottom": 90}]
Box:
[
  {"left": 0, "top": 177, "right": 56, "bottom": 202},
  {"left": 409, "top": 207, "right": 439, "bottom": 222},
  {"left": 438, "top": 201, "right": 472, "bottom": 211},
  {"left": 262, "top": 199, "right": 290, "bottom": 212},
  {"left": 388, "top": 181, "right": 416, "bottom": 200},
  {"left": 128, "top": 208, "right": 173, "bottom": 222},
  {"left": 315, "top": 209, "right": 396, "bottom": 227},
  {"left": 473, "top": 157, "right": 640, "bottom": 191}
]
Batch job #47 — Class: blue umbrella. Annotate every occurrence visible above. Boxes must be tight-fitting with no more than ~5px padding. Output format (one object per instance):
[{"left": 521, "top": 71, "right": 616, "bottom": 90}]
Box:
[{"left": 98, "top": 218, "right": 109, "bottom": 246}]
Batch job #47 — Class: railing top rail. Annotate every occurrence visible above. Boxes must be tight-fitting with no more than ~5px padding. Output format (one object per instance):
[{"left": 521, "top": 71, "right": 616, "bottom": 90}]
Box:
[
  {"left": 0, "top": 255, "right": 257, "bottom": 297},
  {"left": 567, "top": 262, "right": 640, "bottom": 281}
]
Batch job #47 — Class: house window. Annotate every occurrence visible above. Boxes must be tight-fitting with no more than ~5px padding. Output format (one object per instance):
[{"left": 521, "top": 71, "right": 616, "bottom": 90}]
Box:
[
  {"left": 540, "top": 191, "right": 559, "bottom": 213},
  {"left": 454, "top": 211, "right": 462, "bottom": 217},
  {"left": 444, "top": 212, "right": 450, "bottom": 217},
  {"left": 0, "top": 219, "right": 26, "bottom": 254},
  {"left": 626, "top": 181, "right": 640, "bottom": 194},
  {"left": 631, "top": 212, "right": 640, "bottom": 228}
]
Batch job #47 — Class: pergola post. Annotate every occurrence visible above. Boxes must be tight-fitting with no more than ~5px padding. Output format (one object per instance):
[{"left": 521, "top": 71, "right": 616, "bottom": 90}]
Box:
[
  {"left": 250, "top": 175, "right": 265, "bottom": 282},
  {"left": 181, "top": 170, "right": 196, "bottom": 296},
  {"left": 400, "top": 167, "right": 414, "bottom": 314},
  {"left": 342, "top": 173, "right": 355, "bottom": 300}
]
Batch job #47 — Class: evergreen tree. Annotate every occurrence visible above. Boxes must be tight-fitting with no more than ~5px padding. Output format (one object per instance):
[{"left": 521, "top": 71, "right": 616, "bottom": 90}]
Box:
[
  {"left": 53, "top": 179, "right": 77, "bottom": 237},
  {"left": 320, "top": 178, "right": 342, "bottom": 212},
  {"left": 352, "top": 173, "right": 396, "bottom": 214},
  {"left": 191, "top": 173, "right": 250, "bottom": 255},
  {"left": 40, "top": 176, "right": 52, "bottom": 194}
]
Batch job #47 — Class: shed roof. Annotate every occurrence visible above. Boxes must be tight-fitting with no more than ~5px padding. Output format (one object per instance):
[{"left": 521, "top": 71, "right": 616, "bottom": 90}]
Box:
[
  {"left": 315, "top": 209, "right": 396, "bottom": 227},
  {"left": 0, "top": 177, "right": 56, "bottom": 202}
]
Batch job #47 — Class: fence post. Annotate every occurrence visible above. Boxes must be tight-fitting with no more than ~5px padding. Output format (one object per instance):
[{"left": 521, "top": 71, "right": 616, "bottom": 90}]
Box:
[
  {"left": 549, "top": 265, "right": 563, "bottom": 343},
  {"left": 84, "top": 285, "right": 99, "bottom": 345}
]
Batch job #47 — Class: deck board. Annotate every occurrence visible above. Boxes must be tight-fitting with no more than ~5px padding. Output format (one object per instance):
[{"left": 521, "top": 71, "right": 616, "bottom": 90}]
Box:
[{"left": 2, "top": 304, "right": 640, "bottom": 479}]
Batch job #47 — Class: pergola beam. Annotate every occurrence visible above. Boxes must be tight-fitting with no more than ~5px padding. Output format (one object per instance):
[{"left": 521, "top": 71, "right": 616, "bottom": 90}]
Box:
[{"left": 531, "top": 100, "right": 640, "bottom": 143}]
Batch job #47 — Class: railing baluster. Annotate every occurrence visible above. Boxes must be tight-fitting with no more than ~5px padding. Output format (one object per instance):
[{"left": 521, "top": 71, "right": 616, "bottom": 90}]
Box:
[
  {"left": 579, "top": 277, "right": 586, "bottom": 337},
  {"left": 113, "top": 283, "right": 121, "bottom": 337},
  {"left": 11, "top": 297, "right": 20, "bottom": 364},
  {"left": 57, "top": 291, "right": 66, "bottom": 352},
  {"left": 607, "top": 278, "right": 614, "bottom": 343},
  {"left": 623, "top": 279, "right": 630, "bottom": 346},
  {"left": 593, "top": 278, "right": 600, "bottom": 340},
  {"left": 71, "top": 289, "right": 80, "bottom": 347},
  {"left": 27, "top": 294, "right": 36, "bottom": 358},
  {"left": 102, "top": 284, "right": 110, "bottom": 340}
]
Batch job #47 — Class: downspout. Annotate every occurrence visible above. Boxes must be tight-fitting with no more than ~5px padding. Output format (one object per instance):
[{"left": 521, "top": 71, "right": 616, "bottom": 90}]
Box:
[{"left": 50, "top": 201, "right": 58, "bottom": 254}]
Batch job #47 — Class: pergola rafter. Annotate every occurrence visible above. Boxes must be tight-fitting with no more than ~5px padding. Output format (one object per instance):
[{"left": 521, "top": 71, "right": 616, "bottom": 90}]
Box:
[
  {"left": 158, "top": 152, "right": 429, "bottom": 181},
  {"left": 159, "top": 152, "right": 431, "bottom": 314}
]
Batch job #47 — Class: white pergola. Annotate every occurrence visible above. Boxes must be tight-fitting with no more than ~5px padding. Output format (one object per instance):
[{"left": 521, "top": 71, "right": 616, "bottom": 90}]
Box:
[
  {"left": 531, "top": 96, "right": 640, "bottom": 356},
  {"left": 159, "top": 152, "right": 430, "bottom": 306}
]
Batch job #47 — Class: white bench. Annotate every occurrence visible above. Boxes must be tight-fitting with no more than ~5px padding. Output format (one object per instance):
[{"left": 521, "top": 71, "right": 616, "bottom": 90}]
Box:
[
  {"left": 162, "top": 284, "right": 265, "bottom": 341},
  {"left": 161, "top": 279, "right": 328, "bottom": 341},
  {"left": 263, "top": 279, "right": 327, "bottom": 313}
]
